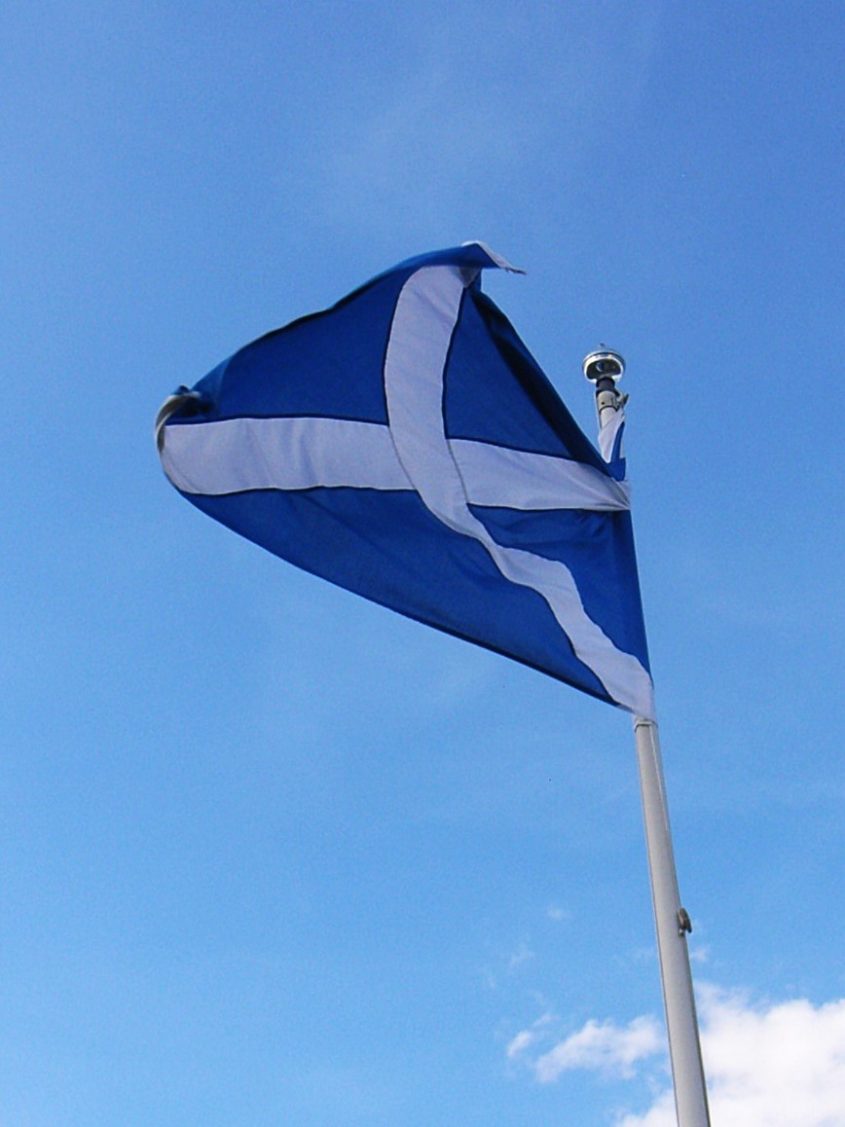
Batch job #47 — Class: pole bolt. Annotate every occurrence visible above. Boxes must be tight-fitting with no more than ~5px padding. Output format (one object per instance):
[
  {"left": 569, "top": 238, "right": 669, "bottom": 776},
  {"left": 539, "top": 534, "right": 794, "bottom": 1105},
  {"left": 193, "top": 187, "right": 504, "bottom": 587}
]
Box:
[{"left": 677, "top": 907, "right": 693, "bottom": 935}]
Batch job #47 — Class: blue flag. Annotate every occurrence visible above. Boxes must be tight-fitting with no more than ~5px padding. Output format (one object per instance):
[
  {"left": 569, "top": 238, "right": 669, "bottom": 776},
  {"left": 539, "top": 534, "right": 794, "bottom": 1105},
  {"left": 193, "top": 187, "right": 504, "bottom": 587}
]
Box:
[{"left": 157, "top": 243, "right": 653, "bottom": 717}]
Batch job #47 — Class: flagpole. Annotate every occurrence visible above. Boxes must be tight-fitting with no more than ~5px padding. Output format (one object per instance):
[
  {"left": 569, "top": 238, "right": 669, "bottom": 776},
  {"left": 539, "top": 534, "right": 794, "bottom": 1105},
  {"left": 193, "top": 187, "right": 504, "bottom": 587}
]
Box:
[{"left": 583, "top": 351, "right": 711, "bottom": 1127}]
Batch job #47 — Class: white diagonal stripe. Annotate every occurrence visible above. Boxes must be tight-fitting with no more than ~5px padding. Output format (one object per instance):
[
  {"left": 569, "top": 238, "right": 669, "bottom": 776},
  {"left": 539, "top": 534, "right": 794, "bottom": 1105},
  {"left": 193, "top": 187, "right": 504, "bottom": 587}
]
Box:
[
  {"left": 160, "top": 419, "right": 630, "bottom": 510},
  {"left": 382, "top": 264, "right": 654, "bottom": 718},
  {"left": 160, "top": 417, "right": 411, "bottom": 495},
  {"left": 449, "top": 440, "right": 630, "bottom": 510}
]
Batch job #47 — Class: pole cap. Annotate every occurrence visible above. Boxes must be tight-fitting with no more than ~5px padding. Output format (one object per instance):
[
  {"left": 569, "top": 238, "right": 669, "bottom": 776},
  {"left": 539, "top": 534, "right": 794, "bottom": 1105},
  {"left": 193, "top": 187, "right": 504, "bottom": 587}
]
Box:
[{"left": 583, "top": 348, "right": 625, "bottom": 384}]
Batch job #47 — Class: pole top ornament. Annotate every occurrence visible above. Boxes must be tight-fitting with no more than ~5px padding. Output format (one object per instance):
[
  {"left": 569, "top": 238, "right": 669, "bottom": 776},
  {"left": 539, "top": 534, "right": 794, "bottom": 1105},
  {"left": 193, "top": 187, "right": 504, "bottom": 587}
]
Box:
[{"left": 583, "top": 349, "right": 625, "bottom": 384}]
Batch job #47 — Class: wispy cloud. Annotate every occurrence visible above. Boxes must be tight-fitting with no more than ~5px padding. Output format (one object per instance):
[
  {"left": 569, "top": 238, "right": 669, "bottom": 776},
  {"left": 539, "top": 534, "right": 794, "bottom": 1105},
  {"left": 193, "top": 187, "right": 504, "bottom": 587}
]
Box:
[
  {"left": 506, "top": 1011, "right": 554, "bottom": 1061},
  {"left": 506, "top": 1010, "right": 662, "bottom": 1081},
  {"left": 545, "top": 903, "right": 571, "bottom": 923},
  {"left": 507, "top": 1028, "right": 539, "bottom": 1060},
  {"left": 507, "top": 941, "right": 535, "bottom": 972},
  {"left": 531, "top": 1015, "right": 662, "bottom": 1083},
  {"left": 508, "top": 986, "right": 845, "bottom": 1127}
]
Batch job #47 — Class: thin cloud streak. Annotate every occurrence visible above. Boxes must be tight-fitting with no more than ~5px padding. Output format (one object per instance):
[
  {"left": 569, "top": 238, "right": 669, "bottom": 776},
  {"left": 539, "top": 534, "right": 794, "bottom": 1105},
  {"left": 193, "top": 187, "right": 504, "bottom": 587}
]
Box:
[{"left": 508, "top": 1013, "right": 662, "bottom": 1082}]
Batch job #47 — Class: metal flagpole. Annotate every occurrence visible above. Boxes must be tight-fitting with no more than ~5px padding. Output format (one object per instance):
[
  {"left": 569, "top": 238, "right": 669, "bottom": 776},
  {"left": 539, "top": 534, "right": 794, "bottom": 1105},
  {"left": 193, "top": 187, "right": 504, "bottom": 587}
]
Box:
[{"left": 583, "top": 351, "right": 711, "bottom": 1127}]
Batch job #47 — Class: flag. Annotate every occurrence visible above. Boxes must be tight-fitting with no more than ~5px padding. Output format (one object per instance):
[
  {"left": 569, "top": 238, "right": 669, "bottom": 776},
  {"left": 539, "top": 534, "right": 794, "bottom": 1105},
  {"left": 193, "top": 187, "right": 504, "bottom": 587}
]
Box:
[{"left": 156, "top": 242, "right": 654, "bottom": 718}]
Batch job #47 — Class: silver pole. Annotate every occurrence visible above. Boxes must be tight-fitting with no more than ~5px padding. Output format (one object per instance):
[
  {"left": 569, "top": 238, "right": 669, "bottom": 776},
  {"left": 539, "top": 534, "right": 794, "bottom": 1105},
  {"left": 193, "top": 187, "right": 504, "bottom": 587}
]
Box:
[
  {"left": 583, "top": 350, "right": 711, "bottom": 1127},
  {"left": 634, "top": 717, "right": 710, "bottom": 1126}
]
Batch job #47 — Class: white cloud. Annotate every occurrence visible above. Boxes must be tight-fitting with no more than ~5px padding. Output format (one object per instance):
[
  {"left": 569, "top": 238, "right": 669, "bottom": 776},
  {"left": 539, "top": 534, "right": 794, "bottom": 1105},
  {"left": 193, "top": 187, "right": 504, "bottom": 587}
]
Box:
[
  {"left": 670, "top": 988, "right": 845, "bottom": 1127},
  {"left": 507, "top": 1012, "right": 554, "bottom": 1061},
  {"left": 509, "top": 987, "right": 845, "bottom": 1127},
  {"left": 528, "top": 1015, "right": 663, "bottom": 1083},
  {"left": 506, "top": 1029, "right": 538, "bottom": 1060}
]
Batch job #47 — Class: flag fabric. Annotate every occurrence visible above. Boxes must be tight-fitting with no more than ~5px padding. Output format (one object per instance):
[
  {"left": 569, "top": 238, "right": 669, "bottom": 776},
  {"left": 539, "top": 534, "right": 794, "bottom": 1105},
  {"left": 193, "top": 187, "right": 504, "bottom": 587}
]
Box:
[{"left": 156, "top": 242, "right": 654, "bottom": 718}]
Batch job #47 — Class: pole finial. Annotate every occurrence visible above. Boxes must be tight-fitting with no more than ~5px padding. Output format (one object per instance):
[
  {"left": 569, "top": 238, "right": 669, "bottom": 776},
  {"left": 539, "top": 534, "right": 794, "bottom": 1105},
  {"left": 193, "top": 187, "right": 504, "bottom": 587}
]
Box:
[
  {"left": 582, "top": 348, "right": 625, "bottom": 384},
  {"left": 583, "top": 349, "right": 626, "bottom": 428}
]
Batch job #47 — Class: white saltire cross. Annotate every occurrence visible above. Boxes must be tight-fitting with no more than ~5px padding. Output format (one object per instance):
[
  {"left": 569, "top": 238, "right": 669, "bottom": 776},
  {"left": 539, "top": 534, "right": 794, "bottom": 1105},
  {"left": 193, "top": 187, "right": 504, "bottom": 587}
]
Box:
[{"left": 158, "top": 260, "right": 654, "bottom": 718}]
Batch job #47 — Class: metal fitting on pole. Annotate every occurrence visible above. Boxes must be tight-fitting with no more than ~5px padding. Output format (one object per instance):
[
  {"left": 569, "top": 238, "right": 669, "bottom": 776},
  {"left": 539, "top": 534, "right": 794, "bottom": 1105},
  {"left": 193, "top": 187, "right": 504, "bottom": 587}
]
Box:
[{"left": 583, "top": 348, "right": 625, "bottom": 427}]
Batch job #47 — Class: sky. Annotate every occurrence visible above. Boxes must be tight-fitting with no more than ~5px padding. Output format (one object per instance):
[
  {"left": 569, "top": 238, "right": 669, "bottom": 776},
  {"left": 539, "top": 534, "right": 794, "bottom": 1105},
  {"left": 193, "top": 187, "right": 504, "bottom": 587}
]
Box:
[{"left": 3, "top": 2, "right": 845, "bottom": 1124}]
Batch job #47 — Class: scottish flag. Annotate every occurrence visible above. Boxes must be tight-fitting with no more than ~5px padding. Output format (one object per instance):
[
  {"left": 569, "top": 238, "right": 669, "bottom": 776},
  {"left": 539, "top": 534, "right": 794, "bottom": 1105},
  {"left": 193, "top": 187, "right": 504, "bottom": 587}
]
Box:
[{"left": 156, "top": 243, "right": 654, "bottom": 717}]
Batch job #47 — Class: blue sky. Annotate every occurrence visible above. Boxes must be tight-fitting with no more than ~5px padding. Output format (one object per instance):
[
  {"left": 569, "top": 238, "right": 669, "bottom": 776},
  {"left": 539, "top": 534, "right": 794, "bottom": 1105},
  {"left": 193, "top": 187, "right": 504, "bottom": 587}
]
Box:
[{"left": 4, "top": 2, "right": 845, "bottom": 1124}]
